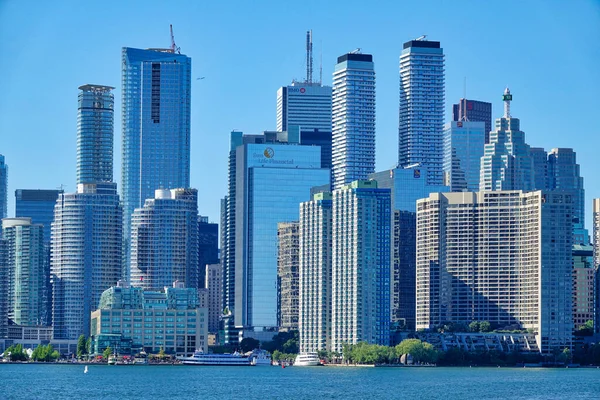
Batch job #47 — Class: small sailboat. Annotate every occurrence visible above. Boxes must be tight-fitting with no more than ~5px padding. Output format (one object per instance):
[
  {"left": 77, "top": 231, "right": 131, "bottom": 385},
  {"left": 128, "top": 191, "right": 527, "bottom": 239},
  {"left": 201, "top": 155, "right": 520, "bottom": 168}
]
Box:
[{"left": 84, "top": 365, "right": 88, "bottom": 374}]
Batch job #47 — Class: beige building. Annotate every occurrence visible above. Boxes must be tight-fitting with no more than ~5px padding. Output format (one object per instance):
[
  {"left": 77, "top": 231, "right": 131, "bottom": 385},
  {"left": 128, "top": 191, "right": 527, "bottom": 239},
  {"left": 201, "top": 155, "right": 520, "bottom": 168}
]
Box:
[
  {"left": 277, "top": 222, "right": 300, "bottom": 332},
  {"left": 205, "top": 263, "right": 223, "bottom": 334}
]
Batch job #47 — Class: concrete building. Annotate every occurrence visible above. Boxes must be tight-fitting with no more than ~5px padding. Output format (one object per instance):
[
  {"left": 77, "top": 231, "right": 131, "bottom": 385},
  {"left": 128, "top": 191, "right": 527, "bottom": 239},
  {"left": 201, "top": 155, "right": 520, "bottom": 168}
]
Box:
[
  {"left": 452, "top": 99, "right": 492, "bottom": 143},
  {"left": 0, "top": 239, "right": 6, "bottom": 337},
  {"left": 121, "top": 47, "right": 191, "bottom": 279},
  {"left": 594, "top": 199, "right": 600, "bottom": 335},
  {"left": 443, "top": 121, "right": 485, "bottom": 192},
  {"left": 331, "top": 52, "right": 376, "bottom": 190},
  {"left": 91, "top": 281, "right": 207, "bottom": 356},
  {"left": 0, "top": 155, "right": 7, "bottom": 220},
  {"left": 205, "top": 263, "right": 222, "bottom": 334},
  {"left": 416, "top": 191, "right": 573, "bottom": 354},
  {"left": 572, "top": 245, "right": 594, "bottom": 329},
  {"left": 277, "top": 222, "right": 300, "bottom": 332},
  {"left": 198, "top": 216, "right": 218, "bottom": 289},
  {"left": 331, "top": 180, "right": 391, "bottom": 352},
  {"left": 2, "top": 218, "right": 46, "bottom": 327},
  {"left": 130, "top": 188, "right": 198, "bottom": 291},
  {"left": 221, "top": 130, "right": 329, "bottom": 338},
  {"left": 398, "top": 38, "right": 445, "bottom": 186},
  {"left": 480, "top": 89, "right": 535, "bottom": 191},
  {"left": 299, "top": 192, "right": 332, "bottom": 353}
]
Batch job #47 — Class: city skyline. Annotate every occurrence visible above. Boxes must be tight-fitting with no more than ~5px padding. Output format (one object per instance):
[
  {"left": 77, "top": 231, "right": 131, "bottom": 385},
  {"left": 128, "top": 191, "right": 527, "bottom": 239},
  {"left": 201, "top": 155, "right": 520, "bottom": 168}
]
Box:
[{"left": 1, "top": 1, "right": 598, "bottom": 231}]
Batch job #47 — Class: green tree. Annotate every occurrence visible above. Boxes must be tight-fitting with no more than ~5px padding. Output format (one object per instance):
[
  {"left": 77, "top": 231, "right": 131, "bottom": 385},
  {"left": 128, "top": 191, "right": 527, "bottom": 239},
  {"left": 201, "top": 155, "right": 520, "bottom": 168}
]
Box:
[
  {"left": 240, "top": 337, "right": 260, "bottom": 353},
  {"left": 103, "top": 346, "right": 112, "bottom": 360},
  {"left": 86, "top": 337, "right": 92, "bottom": 355},
  {"left": 469, "top": 321, "right": 480, "bottom": 332},
  {"left": 479, "top": 321, "right": 491, "bottom": 332},
  {"left": 77, "top": 335, "right": 87, "bottom": 358}
]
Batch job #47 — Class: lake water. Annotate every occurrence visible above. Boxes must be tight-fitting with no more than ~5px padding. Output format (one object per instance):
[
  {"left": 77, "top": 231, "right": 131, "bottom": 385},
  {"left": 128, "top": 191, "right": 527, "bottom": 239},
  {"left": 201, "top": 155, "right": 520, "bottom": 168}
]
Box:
[{"left": 1, "top": 364, "right": 599, "bottom": 399}]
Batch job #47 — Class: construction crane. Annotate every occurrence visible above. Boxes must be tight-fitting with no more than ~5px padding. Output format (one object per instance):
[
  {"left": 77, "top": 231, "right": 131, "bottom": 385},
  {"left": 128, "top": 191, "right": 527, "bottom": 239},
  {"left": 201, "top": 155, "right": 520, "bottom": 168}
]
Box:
[{"left": 170, "top": 24, "right": 181, "bottom": 54}]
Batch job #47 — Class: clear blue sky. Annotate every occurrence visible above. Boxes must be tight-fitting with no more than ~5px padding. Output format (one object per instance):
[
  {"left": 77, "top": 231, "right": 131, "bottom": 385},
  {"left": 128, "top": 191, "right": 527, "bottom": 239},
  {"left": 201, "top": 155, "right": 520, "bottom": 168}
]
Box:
[{"left": 1, "top": 0, "right": 599, "bottom": 229}]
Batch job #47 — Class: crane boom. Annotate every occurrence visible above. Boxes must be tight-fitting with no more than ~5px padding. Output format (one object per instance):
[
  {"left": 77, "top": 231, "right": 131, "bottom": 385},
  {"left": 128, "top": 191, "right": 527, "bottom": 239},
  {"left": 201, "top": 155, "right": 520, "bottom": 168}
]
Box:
[{"left": 170, "top": 24, "right": 181, "bottom": 54}]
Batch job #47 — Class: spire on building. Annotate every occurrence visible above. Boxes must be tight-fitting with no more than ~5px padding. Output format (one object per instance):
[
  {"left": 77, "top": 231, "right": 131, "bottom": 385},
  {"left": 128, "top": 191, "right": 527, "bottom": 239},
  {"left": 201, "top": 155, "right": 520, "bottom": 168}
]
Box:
[{"left": 503, "top": 87, "right": 512, "bottom": 118}]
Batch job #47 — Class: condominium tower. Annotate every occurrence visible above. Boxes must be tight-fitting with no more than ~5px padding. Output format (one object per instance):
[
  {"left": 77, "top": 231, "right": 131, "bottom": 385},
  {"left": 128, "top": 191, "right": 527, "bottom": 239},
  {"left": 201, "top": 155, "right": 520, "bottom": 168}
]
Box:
[
  {"left": 0, "top": 155, "right": 6, "bottom": 220},
  {"left": 398, "top": 38, "right": 445, "bottom": 185},
  {"left": 130, "top": 188, "right": 198, "bottom": 291},
  {"left": 121, "top": 47, "right": 191, "bottom": 277},
  {"left": 331, "top": 52, "right": 376, "bottom": 190},
  {"left": 299, "top": 192, "right": 332, "bottom": 352},
  {"left": 594, "top": 199, "right": 600, "bottom": 334},
  {"left": 277, "top": 221, "right": 300, "bottom": 331},
  {"left": 416, "top": 191, "right": 573, "bottom": 354},
  {"left": 204, "top": 263, "right": 223, "bottom": 334}
]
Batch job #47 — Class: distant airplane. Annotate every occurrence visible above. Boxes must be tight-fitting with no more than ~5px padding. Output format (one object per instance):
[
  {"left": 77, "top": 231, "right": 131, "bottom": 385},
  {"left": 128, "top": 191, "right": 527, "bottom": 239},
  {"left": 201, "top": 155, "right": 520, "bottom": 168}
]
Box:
[{"left": 196, "top": 77, "right": 205, "bottom": 80}]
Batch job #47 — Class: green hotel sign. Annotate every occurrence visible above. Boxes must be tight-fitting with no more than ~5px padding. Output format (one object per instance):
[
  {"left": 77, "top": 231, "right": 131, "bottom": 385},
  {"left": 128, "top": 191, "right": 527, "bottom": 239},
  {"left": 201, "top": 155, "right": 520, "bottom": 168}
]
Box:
[{"left": 503, "top": 94, "right": 513, "bottom": 101}]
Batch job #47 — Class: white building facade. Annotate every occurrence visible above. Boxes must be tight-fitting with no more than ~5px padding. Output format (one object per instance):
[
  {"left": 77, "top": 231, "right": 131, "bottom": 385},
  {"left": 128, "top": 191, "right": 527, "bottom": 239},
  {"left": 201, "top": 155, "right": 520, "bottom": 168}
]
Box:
[{"left": 277, "top": 83, "right": 332, "bottom": 132}]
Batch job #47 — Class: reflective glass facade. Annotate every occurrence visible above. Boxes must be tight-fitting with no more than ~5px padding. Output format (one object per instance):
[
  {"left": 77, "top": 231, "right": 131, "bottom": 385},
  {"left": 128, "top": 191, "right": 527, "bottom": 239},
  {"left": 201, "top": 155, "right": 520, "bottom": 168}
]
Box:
[
  {"left": 443, "top": 121, "right": 485, "bottom": 192},
  {"left": 121, "top": 47, "right": 191, "bottom": 277},
  {"left": 234, "top": 144, "right": 329, "bottom": 329},
  {"left": 15, "top": 189, "right": 62, "bottom": 247},
  {"left": 452, "top": 99, "right": 492, "bottom": 143},
  {"left": 0, "top": 154, "right": 7, "bottom": 220},
  {"left": 77, "top": 85, "right": 114, "bottom": 184}
]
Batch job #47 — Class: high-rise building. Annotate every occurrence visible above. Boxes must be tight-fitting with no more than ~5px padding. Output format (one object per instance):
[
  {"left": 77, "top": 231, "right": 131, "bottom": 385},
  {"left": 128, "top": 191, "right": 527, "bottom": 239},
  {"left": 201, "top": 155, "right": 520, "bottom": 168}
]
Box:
[
  {"left": 51, "top": 183, "right": 122, "bottom": 339},
  {"left": 392, "top": 210, "right": 417, "bottom": 330},
  {"left": 0, "top": 155, "right": 7, "bottom": 220},
  {"left": 221, "top": 130, "right": 329, "bottom": 337},
  {"left": 277, "top": 84, "right": 332, "bottom": 133},
  {"left": 331, "top": 52, "right": 376, "bottom": 190},
  {"left": 15, "top": 189, "right": 62, "bottom": 326},
  {"left": 480, "top": 89, "right": 535, "bottom": 191},
  {"left": 594, "top": 199, "right": 600, "bottom": 335},
  {"left": 121, "top": 47, "right": 191, "bottom": 278},
  {"left": 572, "top": 244, "right": 594, "bottom": 329},
  {"left": 198, "top": 216, "right": 219, "bottom": 289},
  {"left": 416, "top": 191, "right": 573, "bottom": 354},
  {"left": 452, "top": 99, "right": 492, "bottom": 143},
  {"left": 0, "top": 238, "right": 7, "bottom": 337},
  {"left": 77, "top": 85, "right": 114, "bottom": 184},
  {"left": 277, "top": 221, "right": 300, "bottom": 332},
  {"left": 398, "top": 38, "right": 445, "bottom": 186},
  {"left": 331, "top": 180, "right": 391, "bottom": 352},
  {"left": 130, "top": 189, "right": 198, "bottom": 291},
  {"left": 51, "top": 84, "right": 122, "bottom": 340},
  {"left": 443, "top": 121, "right": 485, "bottom": 192},
  {"left": 2, "top": 218, "right": 46, "bottom": 326},
  {"left": 530, "top": 147, "right": 548, "bottom": 190},
  {"left": 204, "top": 263, "right": 222, "bottom": 334},
  {"left": 299, "top": 192, "right": 332, "bottom": 353}
]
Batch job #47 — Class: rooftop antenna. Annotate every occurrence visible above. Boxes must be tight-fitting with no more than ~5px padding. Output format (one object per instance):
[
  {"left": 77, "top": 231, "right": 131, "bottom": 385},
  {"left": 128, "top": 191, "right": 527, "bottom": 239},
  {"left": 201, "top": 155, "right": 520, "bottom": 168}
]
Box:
[
  {"left": 503, "top": 87, "right": 512, "bottom": 118},
  {"left": 306, "top": 30, "right": 313, "bottom": 83},
  {"left": 461, "top": 77, "right": 468, "bottom": 121},
  {"left": 415, "top": 35, "right": 427, "bottom": 41},
  {"left": 319, "top": 40, "right": 323, "bottom": 85},
  {"left": 170, "top": 24, "right": 181, "bottom": 54},
  {"left": 350, "top": 48, "right": 361, "bottom": 54}
]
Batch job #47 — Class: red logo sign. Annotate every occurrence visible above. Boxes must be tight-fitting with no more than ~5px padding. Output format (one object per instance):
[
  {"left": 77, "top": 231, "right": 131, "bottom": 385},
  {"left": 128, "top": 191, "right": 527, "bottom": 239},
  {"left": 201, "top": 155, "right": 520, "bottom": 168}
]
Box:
[{"left": 300, "top": 88, "right": 306, "bottom": 93}]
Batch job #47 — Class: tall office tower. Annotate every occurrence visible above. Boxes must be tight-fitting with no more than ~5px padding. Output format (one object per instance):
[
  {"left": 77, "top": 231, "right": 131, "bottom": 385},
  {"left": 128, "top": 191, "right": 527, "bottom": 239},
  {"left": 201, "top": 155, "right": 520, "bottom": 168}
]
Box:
[
  {"left": 277, "top": 85, "right": 332, "bottom": 133},
  {"left": 198, "top": 216, "right": 218, "bottom": 289},
  {"left": 392, "top": 210, "right": 417, "bottom": 330},
  {"left": 0, "top": 238, "right": 6, "bottom": 337},
  {"left": 299, "top": 192, "right": 332, "bottom": 353},
  {"left": 121, "top": 46, "right": 191, "bottom": 278},
  {"left": 331, "top": 52, "right": 376, "bottom": 190},
  {"left": 15, "top": 189, "right": 63, "bottom": 326},
  {"left": 223, "top": 131, "right": 329, "bottom": 334},
  {"left": 572, "top": 245, "right": 594, "bottom": 328},
  {"left": 77, "top": 85, "right": 114, "bottom": 184},
  {"left": 480, "top": 89, "right": 535, "bottom": 191},
  {"left": 443, "top": 121, "right": 485, "bottom": 192},
  {"left": 547, "top": 148, "right": 587, "bottom": 244},
  {"left": 416, "top": 191, "right": 573, "bottom": 354},
  {"left": 0, "top": 155, "right": 7, "bottom": 220},
  {"left": 51, "top": 83, "right": 122, "bottom": 340},
  {"left": 452, "top": 99, "right": 492, "bottom": 143},
  {"left": 594, "top": 199, "right": 600, "bottom": 334},
  {"left": 331, "top": 180, "right": 391, "bottom": 352},
  {"left": 277, "top": 221, "right": 300, "bottom": 332},
  {"left": 2, "top": 218, "right": 45, "bottom": 326},
  {"left": 130, "top": 188, "right": 198, "bottom": 291},
  {"left": 530, "top": 147, "right": 549, "bottom": 189},
  {"left": 205, "top": 263, "right": 223, "bottom": 334},
  {"left": 398, "top": 38, "right": 445, "bottom": 186},
  {"left": 51, "top": 183, "right": 122, "bottom": 339}
]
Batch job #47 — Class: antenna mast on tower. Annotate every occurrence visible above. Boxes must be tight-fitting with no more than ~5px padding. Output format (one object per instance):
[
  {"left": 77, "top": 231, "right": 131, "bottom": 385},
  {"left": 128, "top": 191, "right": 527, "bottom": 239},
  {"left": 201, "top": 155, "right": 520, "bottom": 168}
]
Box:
[
  {"left": 306, "top": 30, "right": 313, "bottom": 83},
  {"left": 170, "top": 24, "right": 181, "bottom": 54}
]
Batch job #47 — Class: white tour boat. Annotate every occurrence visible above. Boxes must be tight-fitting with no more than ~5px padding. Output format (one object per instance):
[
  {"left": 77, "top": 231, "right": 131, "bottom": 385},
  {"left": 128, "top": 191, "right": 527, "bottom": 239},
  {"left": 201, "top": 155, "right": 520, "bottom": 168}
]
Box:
[
  {"left": 249, "top": 349, "right": 272, "bottom": 366},
  {"left": 294, "top": 352, "right": 320, "bottom": 366},
  {"left": 180, "top": 351, "right": 253, "bottom": 366}
]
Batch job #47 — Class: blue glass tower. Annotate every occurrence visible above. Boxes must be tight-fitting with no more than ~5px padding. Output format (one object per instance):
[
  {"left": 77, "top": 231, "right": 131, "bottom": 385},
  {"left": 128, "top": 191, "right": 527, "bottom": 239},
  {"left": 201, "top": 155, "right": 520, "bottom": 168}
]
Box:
[
  {"left": 15, "top": 189, "right": 63, "bottom": 247},
  {"left": 121, "top": 47, "right": 192, "bottom": 278},
  {"left": 0, "top": 154, "right": 7, "bottom": 220}
]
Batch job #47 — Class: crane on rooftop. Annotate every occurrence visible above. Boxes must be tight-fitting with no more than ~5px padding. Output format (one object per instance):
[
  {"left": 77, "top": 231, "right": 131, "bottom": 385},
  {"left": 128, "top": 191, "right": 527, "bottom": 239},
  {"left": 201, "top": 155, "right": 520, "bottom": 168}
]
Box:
[{"left": 170, "top": 24, "right": 181, "bottom": 54}]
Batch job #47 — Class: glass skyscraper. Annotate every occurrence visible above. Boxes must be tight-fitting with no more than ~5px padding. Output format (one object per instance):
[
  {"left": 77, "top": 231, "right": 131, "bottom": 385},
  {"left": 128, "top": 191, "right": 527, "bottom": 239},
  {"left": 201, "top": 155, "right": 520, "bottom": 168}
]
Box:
[
  {"left": 331, "top": 52, "right": 376, "bottom": 190},
  {"left": 443, "top": 121, "right": 486, "bottom": 192},
  {"left": 398, "top": 39, "right": 445, "bottom": 186},
  {"left": 130, "top": 188, "right": 199, "bottom": 291},
  {"left": 15, "top": 189, "right": 63, "bottom": 248},
  {"left": 198, "top": 216, "right": 218, "bottom": 289},
  {"left": 452, "top": 99, "right": 492, "bottom": 143},
  {"left": 2, "top": 218, "right": 46, "bottom": 326},
  {"left": 77, "top": 85, "right": 114, "bottom": 184},
  {"left": 121, "top": 47, "right": 192, "bottom": 278},
  {"left": 0, "top": 154, "right": 7, "bottom": 220}
]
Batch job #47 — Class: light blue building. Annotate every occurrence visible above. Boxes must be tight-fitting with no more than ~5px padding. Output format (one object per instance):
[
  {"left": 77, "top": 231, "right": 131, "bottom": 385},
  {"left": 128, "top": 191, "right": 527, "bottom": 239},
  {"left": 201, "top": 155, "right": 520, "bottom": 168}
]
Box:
[
  {"left": 399, "top": 39, "right": 445, "bottom": 186},
  {"left": 443, "top": 121, "right": 485, "bottom": 192},
  {"left": 331, "top": 52, "right": 375, "bottom": 190},
  {"left": 77, "top": 85, "right": 114, "bottom": 185},
  {"left": 0, "top": 155, "right": 7, "bottom": 220},
  {"left": 15, "top": 190, "right": 63, "bottom": 248},
  {"left": 121, "top": 47, "right": 191, "bottom": 278},
  {"left": 233, "top": 137, "right": 330, "bottom": 331}
]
